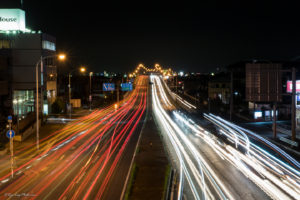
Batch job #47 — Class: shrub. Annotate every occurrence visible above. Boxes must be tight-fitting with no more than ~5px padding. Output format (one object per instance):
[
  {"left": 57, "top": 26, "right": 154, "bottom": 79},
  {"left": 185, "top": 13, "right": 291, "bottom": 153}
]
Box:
[{"left": 51, "top": 98, "right": 64, "bottom": 114}]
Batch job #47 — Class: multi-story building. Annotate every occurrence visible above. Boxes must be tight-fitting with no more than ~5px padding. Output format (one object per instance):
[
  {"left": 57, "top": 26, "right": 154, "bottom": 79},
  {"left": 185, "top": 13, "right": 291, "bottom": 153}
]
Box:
[
  {"left": 208, "top": 73, "right": 230, "bottom": 104},
  {"left": 0, "top": 8, "right": 57, "bottom": 124},
  {"left": 227, "top": 60, "right": 300, "bottom": 122}
]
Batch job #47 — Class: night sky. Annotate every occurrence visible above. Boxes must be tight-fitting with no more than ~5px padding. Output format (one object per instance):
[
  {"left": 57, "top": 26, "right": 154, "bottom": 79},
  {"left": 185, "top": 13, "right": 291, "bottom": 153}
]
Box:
[{"left": 1, "top": 0, "right": 300, "bottom": 73}]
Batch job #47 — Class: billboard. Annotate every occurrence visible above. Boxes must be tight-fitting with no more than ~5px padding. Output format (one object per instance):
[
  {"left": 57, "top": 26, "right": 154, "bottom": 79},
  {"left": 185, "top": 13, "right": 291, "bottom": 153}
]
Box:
[
  {"left": 121, "top": 83, "right": 133, "bottom": 91},
  {"left": 103, "top": 83, "right": 115, "bottom": 91},
  {"left": 286, "top": 81, "right": 300, "bottom": 93},
  {"left": 0, "top": 9, "right": 26, "bottom": 31}
]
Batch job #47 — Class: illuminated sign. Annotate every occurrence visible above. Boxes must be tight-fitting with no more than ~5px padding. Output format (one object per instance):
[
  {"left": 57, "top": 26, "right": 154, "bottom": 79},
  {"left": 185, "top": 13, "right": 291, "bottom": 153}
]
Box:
[
  {"left": 286, "top": 80, "right": 300, "bottom": 93},
  {"left": 121, "top": 83, "right": 133, "bottom": 91},
  {"left": 103, "top": 83, "right": 115, "bottom": 91},
  {"left": 0, "top": 9, "right": 26, "bottom": 31},
  {"left": 254, "top": 111, "right": 262, "bottom": 119},
  {"left": 42, "top": 40, "right": 56, "bottom": 51},
  {"left": 297, "top": 95, "right": 300, "bottom": 108}
]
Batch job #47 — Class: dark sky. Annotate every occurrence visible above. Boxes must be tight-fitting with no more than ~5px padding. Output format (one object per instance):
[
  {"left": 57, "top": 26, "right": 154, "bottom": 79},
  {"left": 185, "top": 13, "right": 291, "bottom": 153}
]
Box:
[{"left": 1, "top": 0, "right": 300, "bottom": 73}]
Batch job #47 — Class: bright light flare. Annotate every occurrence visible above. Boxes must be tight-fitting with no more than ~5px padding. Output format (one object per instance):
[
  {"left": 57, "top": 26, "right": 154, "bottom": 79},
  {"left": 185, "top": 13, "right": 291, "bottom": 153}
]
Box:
[
  {"left": 58, "top": 54, "right": 66, "bottom": 60},
  {"left": 80, "top": 67, "right": 86, "bottom": 72}
]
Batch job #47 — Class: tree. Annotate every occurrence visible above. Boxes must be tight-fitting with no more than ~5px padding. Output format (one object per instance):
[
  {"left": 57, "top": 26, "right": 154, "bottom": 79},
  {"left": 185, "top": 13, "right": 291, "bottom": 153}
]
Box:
[{"left": 51, "top": 98, "right": 64, "bottom": 114}]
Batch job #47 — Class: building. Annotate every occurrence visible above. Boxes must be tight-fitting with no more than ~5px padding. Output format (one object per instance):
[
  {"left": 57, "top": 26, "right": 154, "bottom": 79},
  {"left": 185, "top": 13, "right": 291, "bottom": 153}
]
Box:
[
  {"left": 0, "top": 8, "right": 57, "bottom": 126},
  {"left": 208, "top": 73, "right": 230, "bottom": 104},
  {"left": 227, "top": 60, "right": 300, "bottom": 122},
  {"left": 246, "top": 62, "right": 282, "bottom": 102}
]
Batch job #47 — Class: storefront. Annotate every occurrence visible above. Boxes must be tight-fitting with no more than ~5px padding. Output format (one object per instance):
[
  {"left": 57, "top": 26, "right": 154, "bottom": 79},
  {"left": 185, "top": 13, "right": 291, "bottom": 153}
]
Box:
[{"left": 13, "top": 90, "right": 34, "bottom": 117}]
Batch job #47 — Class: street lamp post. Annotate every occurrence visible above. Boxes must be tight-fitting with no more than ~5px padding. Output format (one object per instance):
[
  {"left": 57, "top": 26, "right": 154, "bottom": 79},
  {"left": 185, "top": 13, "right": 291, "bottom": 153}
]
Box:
[
  {"left": 292, "top": 67, "right": 296, "bottom": 141},
  {"left": 35, "top": 59, "right": 40, "bottom": 150},
  {"left": 89, "top": 72, "right": 93, "bottom": 111},
  {"left": 230, "top": 71, "right": 233, "bottom": 121},
  {"left": 68, "top": 73, "right": 72, "bottom": 119},
  {"left": 68, "top": 67, "right": 86, "bottom": 118},
  {"left": 35, "top": 54, "right": 65, "bottom": 150}
]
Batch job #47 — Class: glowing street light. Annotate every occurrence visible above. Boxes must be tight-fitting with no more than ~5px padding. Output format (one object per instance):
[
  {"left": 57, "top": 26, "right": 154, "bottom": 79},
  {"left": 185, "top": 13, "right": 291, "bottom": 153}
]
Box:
[
  {"left": 58, "top": 53, "right": 66, "bottom": 61},
  {"left": 80, "top": 67, "right": 86, "bottom": 72},
  {"left": 35, "top": 53, "right": 66, "bottom": 150},
  {"left": 89, "top": 71, "right": 93, "bottom": 111},
  {"left": 68, "top": 66, "right": 86, "bottom": 118}
]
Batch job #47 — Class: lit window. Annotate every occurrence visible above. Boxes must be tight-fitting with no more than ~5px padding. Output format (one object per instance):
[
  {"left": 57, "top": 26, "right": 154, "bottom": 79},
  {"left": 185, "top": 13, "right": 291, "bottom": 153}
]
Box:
[{"left": 0, "top": 40, "right": 10, "bottom": 49}]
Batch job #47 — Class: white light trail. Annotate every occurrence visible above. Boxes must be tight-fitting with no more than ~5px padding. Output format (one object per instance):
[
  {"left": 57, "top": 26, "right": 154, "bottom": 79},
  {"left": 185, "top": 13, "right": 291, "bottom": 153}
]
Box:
[
  {"left": 201, "top": 113, "right": 300, "bottom": 199},
  {"left": 151, "top": 74, "right": 300, "bottom": 200},
  {"left": 152, "top": 75, "right": 232, "bottom": 200}
]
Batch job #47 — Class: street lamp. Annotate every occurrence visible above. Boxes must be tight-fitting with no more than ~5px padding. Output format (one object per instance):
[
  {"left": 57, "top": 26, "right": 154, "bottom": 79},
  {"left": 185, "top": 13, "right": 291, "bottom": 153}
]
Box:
[
  {"left": 80, "top": 67, "right": 86, "bottom": 73},
  {"left": 58, "top": 54, "right": 66, "bottom": 60},
  {"left": 35, "top": 53, "right": 66, "bottom": 150},
  {"left": 89, "top": 72, "right": 93, "bottom": 111},
  {"left": 68, "top": 66, "right": 86, "bottom": 119}
]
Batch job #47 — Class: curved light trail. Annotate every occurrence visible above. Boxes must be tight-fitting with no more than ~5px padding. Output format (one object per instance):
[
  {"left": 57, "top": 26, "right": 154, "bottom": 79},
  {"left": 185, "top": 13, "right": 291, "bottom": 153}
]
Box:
[{"left": 152, "top": 74, "right": 300, "bottom": 200}]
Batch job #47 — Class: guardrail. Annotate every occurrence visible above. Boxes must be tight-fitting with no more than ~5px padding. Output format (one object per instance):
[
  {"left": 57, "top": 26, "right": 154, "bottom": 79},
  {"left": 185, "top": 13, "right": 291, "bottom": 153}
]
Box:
[
  {"left": 279, "top": 137, "right": 299, "bottom": 147},
  {"left": 165, "top": 169, "right": 175, "bottom": 200}
]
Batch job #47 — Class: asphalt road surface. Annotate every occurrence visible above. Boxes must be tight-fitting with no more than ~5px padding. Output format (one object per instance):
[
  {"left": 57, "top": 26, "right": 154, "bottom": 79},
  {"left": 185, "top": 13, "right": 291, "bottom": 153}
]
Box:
[
  {"left": 151, "top": 74, "right": 299, "bottom": 200},
  {"left": 0, "top": 76, "right": 148, "bottom": 200}
]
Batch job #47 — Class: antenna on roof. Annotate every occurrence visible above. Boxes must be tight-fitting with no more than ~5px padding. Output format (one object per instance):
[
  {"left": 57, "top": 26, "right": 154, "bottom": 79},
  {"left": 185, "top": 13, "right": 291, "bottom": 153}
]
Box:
[{"left": 21, "top": 0, "right": 24, "bottom": 9}]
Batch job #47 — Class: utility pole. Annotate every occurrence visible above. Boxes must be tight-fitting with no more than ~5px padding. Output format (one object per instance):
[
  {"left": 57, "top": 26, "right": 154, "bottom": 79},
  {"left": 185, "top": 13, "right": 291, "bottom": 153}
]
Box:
[
  {"left": 173, "top": 76, "right": 175, "bottom": 91},
  {"left": 16, "top": 96, "right": 19, "bottom": 134},
  {"left": 89, "top": 72, "right": 93, "bottom": 111},
  {"left": 9, "top": 127, "right": 14, "bottom": 178},
  {"left": 230, "top": 71, "right": 233, "bottom": 121},
  {"left": 7, "top": 115, "right": 14, "bottom": 178},
  {"left": 117, "top": 80, "right": 120, "bottom": 105},
  {"left": 273, "top": 102, "right": 277, "bottom": 139},
  {"left": 208, "top": 97, "right": 211, "bottom": 113},
  {"left": 176, "top": 76, "right": 178, "bottom": 93},
  {"left": 292, "top": 67, "right": 296, "bottom": 141},
  {"left": 40, "top": 57, "right": 44, "bottom": 122},
  {"left": 36, "top": 60, "right": 39, "bottom": 150},
  {"left": 69, "top": 73, "right": 72, "bottom": 119}
]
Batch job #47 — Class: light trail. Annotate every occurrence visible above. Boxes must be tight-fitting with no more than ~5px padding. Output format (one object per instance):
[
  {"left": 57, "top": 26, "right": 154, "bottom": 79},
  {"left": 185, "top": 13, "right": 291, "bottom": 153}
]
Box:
[
  {"left": 153, "top": 74, "right": 300, "bottom": 199},
  {"left": 170, "top": 111, "right": 300, "bottom": 200},
  {"left": 172, "top": 92, "right": 197, "bottom": 109},
  {"left": 151, "top": 75, "right": 233, "bottom": 200},
  {"left": 83, "top": 92, "right": 146, "bottom": 199},
  {"left": 95, "top": 92, "right": 147, "bottom": 199},
  {"left": 206, "top": 113, "right": 300, "bottom": 171},
  {"left": 152, "top": 76, "right": 173, "bottom": 108},
  {"left": 0, "top": 76, "right": 148, "bottom": 199}
]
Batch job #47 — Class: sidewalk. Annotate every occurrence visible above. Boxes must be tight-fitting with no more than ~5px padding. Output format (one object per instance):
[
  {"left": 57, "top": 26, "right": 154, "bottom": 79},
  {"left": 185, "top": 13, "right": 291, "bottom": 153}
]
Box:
[
  {"left": 1, "top": 108, "right": 93, "bottom": 155},
  {"left": 1, "top": 123, "right": 65, "bottom": 156}
]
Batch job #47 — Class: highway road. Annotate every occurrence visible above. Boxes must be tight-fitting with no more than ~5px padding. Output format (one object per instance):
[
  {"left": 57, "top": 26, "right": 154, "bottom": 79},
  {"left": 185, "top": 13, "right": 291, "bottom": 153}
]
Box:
[
  {"left": 0, "top": 73, "right": 298, "bottom": 200},
  {"left": 151, "top": 74, "right": 300, "bottom": 200},
  {"left": 0, "top": 76, "right": 148, "bottom": 200}
]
